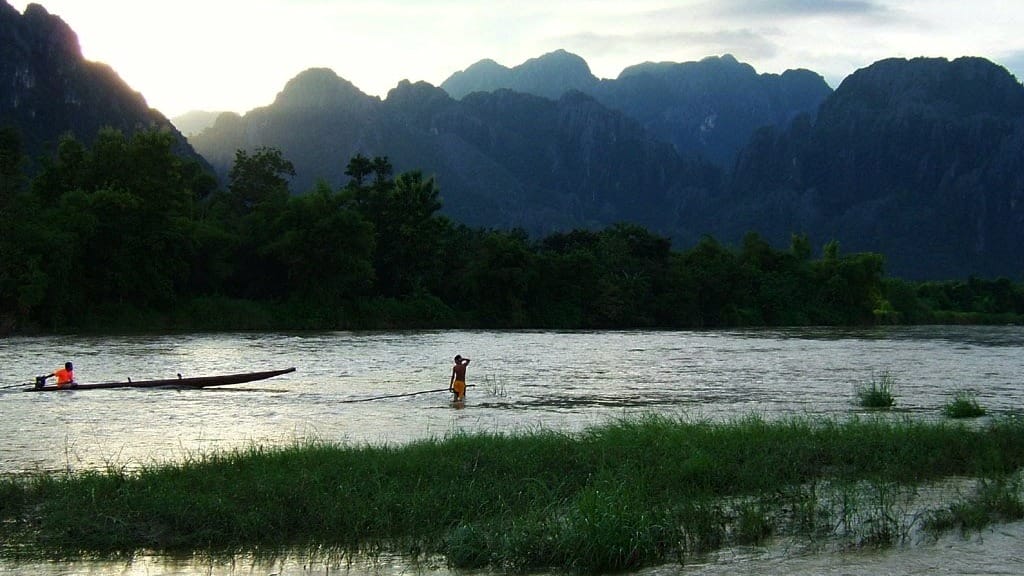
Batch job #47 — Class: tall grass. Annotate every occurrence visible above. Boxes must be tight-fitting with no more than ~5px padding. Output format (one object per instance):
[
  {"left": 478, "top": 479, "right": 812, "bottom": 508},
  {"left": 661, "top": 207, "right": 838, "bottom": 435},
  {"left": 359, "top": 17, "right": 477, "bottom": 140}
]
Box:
[
  {"left": 943, "top": 391, "right": 987, "bottom": 418},
  {"left": 2, "top": 416, "right": 1023, "bottom": 572},
  {"left": 923, "top": 474, "right": 1024, "bottom": 533},
  {"left": 855, "top": 370, "right": 897, "bottom": 409}
]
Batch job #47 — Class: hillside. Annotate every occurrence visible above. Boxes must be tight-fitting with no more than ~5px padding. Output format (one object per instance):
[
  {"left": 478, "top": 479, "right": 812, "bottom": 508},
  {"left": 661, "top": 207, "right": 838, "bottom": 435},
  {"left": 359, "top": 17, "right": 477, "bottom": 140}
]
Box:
[
  {"left": 725, "top": 57, "right": 1024, "bottom": 279},
  {"left": 442, "top": 51, "right": 833, "bottom": 168},
  {"left": 188, "top": 69, "right": 721, "bottom": 235},
  {"left": 4, "top": 1, "right": 1023, "bottom": 280},
  {"left": 0, "top": 1, "right": 207, "bottom": 171}
]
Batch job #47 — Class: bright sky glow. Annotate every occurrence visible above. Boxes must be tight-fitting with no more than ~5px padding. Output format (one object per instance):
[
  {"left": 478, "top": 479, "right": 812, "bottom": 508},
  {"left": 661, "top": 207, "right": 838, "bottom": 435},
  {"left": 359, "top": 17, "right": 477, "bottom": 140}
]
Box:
[{"left": 10, "top": 0, "right": 1024, "bottom": 118}]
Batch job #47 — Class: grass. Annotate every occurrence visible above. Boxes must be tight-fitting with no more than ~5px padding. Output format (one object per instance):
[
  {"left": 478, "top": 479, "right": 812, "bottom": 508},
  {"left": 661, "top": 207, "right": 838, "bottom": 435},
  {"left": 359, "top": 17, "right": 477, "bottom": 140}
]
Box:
[
  {"left": 943, "top": 391, "right": 987, "bottom": 418},
  {"left": 855, "top": 370, "right": 897, "bottom": 409},
  {"left": 923, "top": 474, "right": 1024, "bottom": 533},
  {"left": 2, "top": 415, "right": 1024, "bottom": 572}
]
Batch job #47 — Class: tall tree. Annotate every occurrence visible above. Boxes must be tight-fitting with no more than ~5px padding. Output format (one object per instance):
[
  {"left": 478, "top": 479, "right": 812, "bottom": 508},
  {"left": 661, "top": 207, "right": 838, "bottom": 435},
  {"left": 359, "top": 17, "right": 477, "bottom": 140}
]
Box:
[
  {"left": 342, "top": 156, "right": 447, "bottom": 298},
  {"left": 344, "top": 153, "right": 373, "bottom": 189},
  {"left": 227, "top": 147, "right": 295, "bottom": 214},
  {"left": 216, "top": 147, "right": 297, "bottom": 299},
  {"left": 265, "top": 181, "right": 375, "bottom": 305},
  {"left": 465, "top": 229, "right": 533, "bottom": 326}
]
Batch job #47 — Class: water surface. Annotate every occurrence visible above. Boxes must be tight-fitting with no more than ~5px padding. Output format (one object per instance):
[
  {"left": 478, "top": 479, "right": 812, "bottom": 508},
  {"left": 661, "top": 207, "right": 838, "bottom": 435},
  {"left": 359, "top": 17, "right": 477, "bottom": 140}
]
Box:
[{"left": 1, "top": 327, "right": 1022, "bottom": 574}]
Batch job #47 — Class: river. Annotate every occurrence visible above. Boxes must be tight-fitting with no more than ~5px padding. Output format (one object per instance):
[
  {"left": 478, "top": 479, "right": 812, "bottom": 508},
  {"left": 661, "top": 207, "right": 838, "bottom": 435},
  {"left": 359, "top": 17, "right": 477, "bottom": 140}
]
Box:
[{"left": 1, "top": 326, "right": 1022, "bottom": 574}]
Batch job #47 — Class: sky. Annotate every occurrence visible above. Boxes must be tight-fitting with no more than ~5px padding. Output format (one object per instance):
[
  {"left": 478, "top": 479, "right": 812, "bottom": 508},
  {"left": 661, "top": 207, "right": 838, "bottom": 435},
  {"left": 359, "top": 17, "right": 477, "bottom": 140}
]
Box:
[{"left": 10, "top": 0, "right": 1024, "bottom": 119}]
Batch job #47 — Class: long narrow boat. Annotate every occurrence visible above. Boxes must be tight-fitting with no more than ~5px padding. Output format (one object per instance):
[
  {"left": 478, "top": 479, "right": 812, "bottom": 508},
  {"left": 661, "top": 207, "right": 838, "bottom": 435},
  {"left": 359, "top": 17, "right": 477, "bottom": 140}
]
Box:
[{"left": 25, "top": 367, "right": 295, "bottom": 392}]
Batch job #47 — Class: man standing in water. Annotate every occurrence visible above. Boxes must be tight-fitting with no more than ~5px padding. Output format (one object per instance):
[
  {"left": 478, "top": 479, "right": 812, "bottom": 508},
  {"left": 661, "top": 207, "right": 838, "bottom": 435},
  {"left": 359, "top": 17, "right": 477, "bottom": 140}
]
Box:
[{"left": 449, "top": 355, "right": 470, "bottom": 403}]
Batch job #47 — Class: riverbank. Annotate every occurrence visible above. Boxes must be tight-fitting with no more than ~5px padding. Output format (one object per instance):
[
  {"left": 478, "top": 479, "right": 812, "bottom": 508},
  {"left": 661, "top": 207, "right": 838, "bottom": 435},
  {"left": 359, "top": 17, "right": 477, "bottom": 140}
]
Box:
[{"left": 2, "top": 415, "right": 1023, "bottom": 573}]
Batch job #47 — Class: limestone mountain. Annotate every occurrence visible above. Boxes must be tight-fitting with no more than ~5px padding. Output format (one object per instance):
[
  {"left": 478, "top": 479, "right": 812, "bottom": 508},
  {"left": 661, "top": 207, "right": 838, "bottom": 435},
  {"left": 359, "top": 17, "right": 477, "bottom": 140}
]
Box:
[
  {"left": 0, "top": 1, "right": 206, "bottom": 171},
  {"left": 594, "top": 55, "right": 833, "bottom": 168},
  {"left": 442, "top": 49, "right": 600, "bottom": 101},
  {"left": 442, "top": 52, "right": 833, "bottom": 168},
  {"left": 725, "top": 56, "right": 1024, "bottom": 279},
  {"left": 171, "top": 110, "right": 224, "bottom": 137},
  {"left": 5, "top": 1, "right": 1023, "bottom": 280},
  {"left": 188, "top": 68, "right": 721, "bottom": 235}
]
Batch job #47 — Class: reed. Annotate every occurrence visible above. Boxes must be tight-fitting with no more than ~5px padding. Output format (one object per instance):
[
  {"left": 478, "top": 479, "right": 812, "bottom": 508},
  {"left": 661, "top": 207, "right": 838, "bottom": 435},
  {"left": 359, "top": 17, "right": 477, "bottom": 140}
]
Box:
[
  {"left": 855, "top": 370, "right": 897, "bottom": 409},
  {"left": 942, "top": 391, "right": 987, "bottom": 418},
  {"left": 922, "top": 474, "right": 1024, "bottom": 533},
  {"left": 2, "top": 415, "right": 1023, "bottom": 572}
]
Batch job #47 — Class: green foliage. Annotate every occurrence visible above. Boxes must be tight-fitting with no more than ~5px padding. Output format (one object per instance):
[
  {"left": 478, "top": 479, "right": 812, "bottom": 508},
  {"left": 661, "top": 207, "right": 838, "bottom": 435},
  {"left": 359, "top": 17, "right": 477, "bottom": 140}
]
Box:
[
  {"left": 465, "top": 229, "right": 533, "bottom": 326},
  {"left": 943, "top": 391, "right": 987, "bottom": 418},
  {"left": 856, "top": 371, "right": 897, "bottom": 409},
  {"left": 3, "top": 416, "right": 1024, "bottom": 570},
  {"left": 226, "top": 146, "right": 294, "bottom": 214},
  {"left": 923, "top": 475, "right": 1024, "bottom": 534},
  {"left": 357, "top": 169, "right": 447, "bottom": 297},
  {"left": 3, "top": 139, "right": 1024, "bottom": 334},
  {"left": 266, "top": 181, "right": 375, "bottom": 304}
]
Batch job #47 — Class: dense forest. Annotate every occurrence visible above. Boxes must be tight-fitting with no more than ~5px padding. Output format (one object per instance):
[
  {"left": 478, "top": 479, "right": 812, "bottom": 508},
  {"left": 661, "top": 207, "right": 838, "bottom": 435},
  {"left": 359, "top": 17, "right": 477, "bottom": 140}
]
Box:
[{"left": 0, "top": 126, "right": 1022, "bottom": 335}]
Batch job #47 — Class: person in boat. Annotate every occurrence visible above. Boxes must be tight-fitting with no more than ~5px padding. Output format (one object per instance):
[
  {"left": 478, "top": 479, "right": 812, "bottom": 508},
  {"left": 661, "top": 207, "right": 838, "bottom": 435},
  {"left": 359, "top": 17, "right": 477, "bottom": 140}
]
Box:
[
  {"left": 449, "top": 355, "right": 470, "bottom": 402},
  {"left": 36, "top": 361, "right": 76, "bottom": 389}
]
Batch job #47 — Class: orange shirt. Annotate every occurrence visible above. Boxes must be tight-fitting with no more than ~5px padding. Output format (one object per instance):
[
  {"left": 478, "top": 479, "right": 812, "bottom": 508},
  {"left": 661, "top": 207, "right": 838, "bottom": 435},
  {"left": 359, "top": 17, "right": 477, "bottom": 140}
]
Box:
[{"left": 55, "top": 367, "right": 74, "bottom": 387}]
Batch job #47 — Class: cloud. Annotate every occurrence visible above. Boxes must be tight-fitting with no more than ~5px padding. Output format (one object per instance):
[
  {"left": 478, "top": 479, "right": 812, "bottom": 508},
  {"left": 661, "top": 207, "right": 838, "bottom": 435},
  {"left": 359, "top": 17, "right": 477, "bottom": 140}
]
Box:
[
  {"left": 706, "top": 0, "right": 893, "bottom": 19},
  {"left": 558, "top": 28, "right": 779, "bottom": 61},
  {"left": 997, "top": 51, "right": 1024, "bottom": 83}
]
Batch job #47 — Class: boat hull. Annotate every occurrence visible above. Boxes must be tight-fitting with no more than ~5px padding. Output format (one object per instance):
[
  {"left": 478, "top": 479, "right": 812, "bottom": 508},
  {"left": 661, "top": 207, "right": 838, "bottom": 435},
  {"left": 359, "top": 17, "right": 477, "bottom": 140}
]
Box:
[{"left": 25, "top": 367, "right": 295, "bottom": 392}]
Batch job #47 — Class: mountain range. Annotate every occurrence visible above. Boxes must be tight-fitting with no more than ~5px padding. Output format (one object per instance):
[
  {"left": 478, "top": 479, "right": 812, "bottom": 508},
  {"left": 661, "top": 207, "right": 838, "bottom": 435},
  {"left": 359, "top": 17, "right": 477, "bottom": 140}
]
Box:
[{"left": 2, "top": 0, "right": 1022, "bottom": 280}]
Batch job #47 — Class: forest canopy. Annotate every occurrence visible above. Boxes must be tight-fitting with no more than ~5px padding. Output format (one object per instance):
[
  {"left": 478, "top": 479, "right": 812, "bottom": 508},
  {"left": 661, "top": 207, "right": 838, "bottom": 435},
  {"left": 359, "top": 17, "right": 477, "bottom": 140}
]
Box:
[{"left": 0, "top": 127, "right": 1021, "bottom": 334}]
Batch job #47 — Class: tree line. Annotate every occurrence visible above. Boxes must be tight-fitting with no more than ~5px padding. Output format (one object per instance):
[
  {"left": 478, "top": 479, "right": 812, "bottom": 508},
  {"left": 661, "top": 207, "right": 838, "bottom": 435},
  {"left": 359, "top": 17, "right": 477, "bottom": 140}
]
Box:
[{"left": 1, "top": 127, "right": 1021, "bottom": 334}]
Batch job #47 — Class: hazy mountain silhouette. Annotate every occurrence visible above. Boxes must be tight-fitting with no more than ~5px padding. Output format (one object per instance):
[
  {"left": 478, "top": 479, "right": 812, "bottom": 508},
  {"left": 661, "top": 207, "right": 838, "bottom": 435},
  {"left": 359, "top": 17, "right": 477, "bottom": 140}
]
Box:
[
  {"left": 443, "top": 49, "right": 601, "bottom": 101},
  {"left": 442, "top": 51, "right": 833, "bottom": 167},
  {"left": 189, "top": 69, "right": 720, "bottom": 234},
  {"left": 171, "top": 110, "right": 224, "bottom": 137}
]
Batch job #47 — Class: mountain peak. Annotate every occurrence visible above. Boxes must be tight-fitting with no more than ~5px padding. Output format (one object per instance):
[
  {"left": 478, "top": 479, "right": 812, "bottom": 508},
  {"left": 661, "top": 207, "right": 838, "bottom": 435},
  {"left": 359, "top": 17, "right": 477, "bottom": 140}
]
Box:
[
  {"left": 441, "top": 49, "right": 598, "bottom": 100},
  {"left": 619, "top": 53, "right": 756, "bottom": 80},
  {"left": 385, "top": 79, "right": 452, "bottom": 110},
  {"left": 831, "top": 56, "right": 1024, "bottom": 117},
  {"left": 273, "top": 67, "right": 377, "bottom": 111},
  {"left": 1, "top": 0, "right": 209, "bottom": 170},
  {"left": 4, "top": 2, "right": 82, "bottom": 60}
]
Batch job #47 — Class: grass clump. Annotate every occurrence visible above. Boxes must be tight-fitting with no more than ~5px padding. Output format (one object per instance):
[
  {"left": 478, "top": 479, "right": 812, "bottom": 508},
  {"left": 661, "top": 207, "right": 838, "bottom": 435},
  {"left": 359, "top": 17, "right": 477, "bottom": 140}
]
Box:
[
  {"left": 923, "top": 475, "right": 1024, "bottom": 534},
  {"left": 942, "top": 391, "right": 987, "bottom": 418},
  {"left": 2, "top": 416, "right": 1024, "bottom": 572},
  {"left": 855, "top": 370, "right": 897, "bottom": 409}
]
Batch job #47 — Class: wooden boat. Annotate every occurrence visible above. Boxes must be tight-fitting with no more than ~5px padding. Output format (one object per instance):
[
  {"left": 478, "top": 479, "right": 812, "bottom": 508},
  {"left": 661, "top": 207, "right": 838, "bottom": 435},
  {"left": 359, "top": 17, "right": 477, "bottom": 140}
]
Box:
[{"left": 25, "top": 367, "right": 295, "bottom": 392}]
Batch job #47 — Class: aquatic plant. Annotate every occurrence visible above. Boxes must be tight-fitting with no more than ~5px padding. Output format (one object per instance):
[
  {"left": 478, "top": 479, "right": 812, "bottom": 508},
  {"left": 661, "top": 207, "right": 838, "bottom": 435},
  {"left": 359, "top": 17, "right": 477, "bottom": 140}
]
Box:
[
  {"left": 923, "top": 474, "right": 1024, "bottom": 534},
  {"left": 942, "top": 391, "right": 987, "bottom": 418},
  {"left": 2, "top": 415, "right": 1024, "bottom": 572},
  {"left": 856, "top": 370, "right": 897, "bottom": 409}
]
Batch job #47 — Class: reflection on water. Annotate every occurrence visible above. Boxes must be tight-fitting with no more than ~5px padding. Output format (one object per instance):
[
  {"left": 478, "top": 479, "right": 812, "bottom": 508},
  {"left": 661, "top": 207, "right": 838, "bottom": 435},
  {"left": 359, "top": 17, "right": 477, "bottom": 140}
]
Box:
[
  {"left": 1, "top": 327, "right": 1023, "bottom": 574},
  {"left": 2, "top": 521, "right": 1022, "bottom": 576},
  {"left": 647, "top": 520, "right": 1024, "bottom": 576}
]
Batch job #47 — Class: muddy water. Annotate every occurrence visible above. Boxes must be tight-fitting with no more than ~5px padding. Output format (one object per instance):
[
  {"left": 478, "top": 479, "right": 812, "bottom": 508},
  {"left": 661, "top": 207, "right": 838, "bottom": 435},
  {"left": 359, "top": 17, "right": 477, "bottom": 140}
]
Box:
[{"left": 1, "top": 326, "right": 1022, "bottom": 574}]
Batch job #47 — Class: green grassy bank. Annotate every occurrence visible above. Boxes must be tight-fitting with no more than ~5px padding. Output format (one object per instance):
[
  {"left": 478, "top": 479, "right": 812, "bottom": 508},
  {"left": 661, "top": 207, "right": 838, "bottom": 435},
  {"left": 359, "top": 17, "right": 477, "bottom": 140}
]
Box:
[{"left": 2, "top": 416, "right": 1024, "bottom": 572}]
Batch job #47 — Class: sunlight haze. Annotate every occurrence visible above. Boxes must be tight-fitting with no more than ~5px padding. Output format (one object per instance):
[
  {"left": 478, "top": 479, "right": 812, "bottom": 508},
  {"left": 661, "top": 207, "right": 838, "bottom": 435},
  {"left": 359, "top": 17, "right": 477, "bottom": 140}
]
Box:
[{"left": 10, "top": 0, "right": 1024, "bottom": 118}]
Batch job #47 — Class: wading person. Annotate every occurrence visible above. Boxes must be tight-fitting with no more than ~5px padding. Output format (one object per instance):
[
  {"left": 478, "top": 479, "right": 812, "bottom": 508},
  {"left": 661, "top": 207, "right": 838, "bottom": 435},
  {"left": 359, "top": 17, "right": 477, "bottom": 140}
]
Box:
[
  {"left": 449, "top": 355, "right": 470, "bottom": 402},
  {"left": 37, "top": 361, "right": 76, "bottom": 389}
]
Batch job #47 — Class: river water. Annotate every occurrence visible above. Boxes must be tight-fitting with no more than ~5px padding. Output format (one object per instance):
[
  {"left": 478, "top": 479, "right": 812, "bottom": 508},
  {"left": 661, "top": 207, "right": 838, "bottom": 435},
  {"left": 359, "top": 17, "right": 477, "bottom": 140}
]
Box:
[{"left": 1, "top": 326, "right": 1022, "bottom": 575}]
